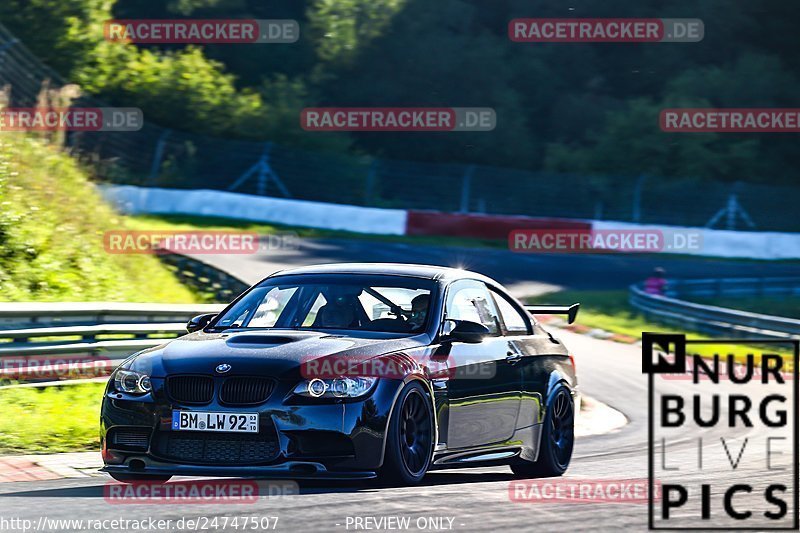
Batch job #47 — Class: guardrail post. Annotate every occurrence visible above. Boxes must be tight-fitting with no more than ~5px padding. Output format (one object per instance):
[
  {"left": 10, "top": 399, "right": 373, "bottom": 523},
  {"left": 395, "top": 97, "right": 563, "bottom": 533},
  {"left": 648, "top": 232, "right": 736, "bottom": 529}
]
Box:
[
  {"left": 228, "top": 143, "right": 291, "bottom": 198},
  {"left": 365, "top": 159, "right": 378, "bottom": 205},
  {"left": 632, "top": 174, "right": 646, "bottom": 223},
  {"left": 147, "top": 128, "right": 171, "bottom": 185},
  {"left": 705, "top": 189, "right": 757, "bottom": 230},
  {"left": 459, "top": 165, "right": 474, "bottom": 213},
  {"left": 594, "top": 200, "right": 604, "bottom": 220}
]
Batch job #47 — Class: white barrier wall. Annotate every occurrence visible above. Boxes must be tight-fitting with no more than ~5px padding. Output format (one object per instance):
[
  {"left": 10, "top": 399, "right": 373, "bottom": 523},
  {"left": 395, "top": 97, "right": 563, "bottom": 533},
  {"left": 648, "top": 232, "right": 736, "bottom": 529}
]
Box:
[
  {"left": 592, "top": 220, "right": 800, "bottom": 260},
  {"left": 100, "top": 185, "right": 408, "bottom": 236},
  {"left": 99, "top": 185, "right": 800, "bottom": 259}
]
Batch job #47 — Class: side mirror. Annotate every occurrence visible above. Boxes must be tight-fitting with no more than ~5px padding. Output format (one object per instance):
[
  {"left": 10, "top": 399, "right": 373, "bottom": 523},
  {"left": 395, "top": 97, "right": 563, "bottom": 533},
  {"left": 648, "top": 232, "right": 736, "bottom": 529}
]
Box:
[
  {"left": 443, "top": 319, "right": 491, "bottom": 344},
  {"left": 186, "top": 313, "right": 216, "bottom": 333}
]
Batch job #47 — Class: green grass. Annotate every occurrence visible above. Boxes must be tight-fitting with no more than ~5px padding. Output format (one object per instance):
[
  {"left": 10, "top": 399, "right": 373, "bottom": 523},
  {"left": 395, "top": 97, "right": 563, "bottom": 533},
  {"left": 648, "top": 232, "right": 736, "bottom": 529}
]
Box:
[
  {"left": 528, "top": 290, "right": 640, "bottom": 332},
  {"left": 527, "top": 289, "right": 794, "bottom": 366},
  {"left": 0, "top": 383, "right": 104, "bottom": 454},
  {"left": 0, "top": 136, "right": 198, "bottom": 302}
]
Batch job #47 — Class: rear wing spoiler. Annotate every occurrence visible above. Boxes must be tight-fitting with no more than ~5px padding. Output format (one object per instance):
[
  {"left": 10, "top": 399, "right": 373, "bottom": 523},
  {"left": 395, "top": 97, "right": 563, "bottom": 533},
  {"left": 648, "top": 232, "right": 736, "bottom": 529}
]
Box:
[{"left": 524, "top": 303, "right": 580, "bottom": 324}]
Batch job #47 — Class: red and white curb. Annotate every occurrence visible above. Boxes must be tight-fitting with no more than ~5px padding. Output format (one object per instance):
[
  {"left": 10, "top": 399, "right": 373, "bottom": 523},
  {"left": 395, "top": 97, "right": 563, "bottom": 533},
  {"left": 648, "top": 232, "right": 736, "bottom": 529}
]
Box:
[
  {"left": 0, "top": 452, "right": 102, "bottom": 483},
  {"left": 576, "top": 396, "right": 628, "bottom": 438}
]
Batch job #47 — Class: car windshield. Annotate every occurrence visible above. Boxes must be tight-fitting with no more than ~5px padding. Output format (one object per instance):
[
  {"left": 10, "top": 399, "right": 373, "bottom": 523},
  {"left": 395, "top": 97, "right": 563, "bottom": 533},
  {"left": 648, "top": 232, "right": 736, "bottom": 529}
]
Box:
[{"left": 210, "top": 274, "right": 436, "bottom": 334}]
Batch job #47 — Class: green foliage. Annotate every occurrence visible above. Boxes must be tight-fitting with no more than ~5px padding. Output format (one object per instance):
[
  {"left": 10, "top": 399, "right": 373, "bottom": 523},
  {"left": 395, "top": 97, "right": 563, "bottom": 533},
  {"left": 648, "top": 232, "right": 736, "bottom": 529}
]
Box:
[
  {"left": 2, "top": 0, "right": 800, "bottom": 184},
  {"left": 308, "top": 0, "right": 406, "bottom": 64},
  {"left": 545, "top": 98, "right": 755, "bottom": 181},
  {"left": 75, "top": 43, "right": 260, "bottom": 137},
  {"left": 0, "top": 0, "right": 110, "bottom": 76},
  {"left": 314, "top": 0, "right": 533, "bottom": 166},
  {"left": 0, "top": 383, "right": 104, "bottom": 453},
  {"left": 0, "top": 135, "right": 198, "bottom": 302},
  {"left": 167, "top": 0, "right": 234, "bottom": 17},
  {"left": 545, "top": 53, "right": 800, "bottom": 184},
  {"left": 74, "top": 39, "right": 347, "bottom": 149}
]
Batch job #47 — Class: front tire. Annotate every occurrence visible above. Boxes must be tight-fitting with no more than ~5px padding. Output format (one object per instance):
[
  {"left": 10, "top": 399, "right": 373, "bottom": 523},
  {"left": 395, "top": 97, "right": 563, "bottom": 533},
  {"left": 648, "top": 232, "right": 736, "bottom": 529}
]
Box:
[
  {"left": 109, "top": 473, "right": 172, "bottom": 484},
  {"left": 512, "top": 385, "right": 574, "bottom": 478},
  {"left": 377, "top": 381, "right": 434, "bottom": 486}
]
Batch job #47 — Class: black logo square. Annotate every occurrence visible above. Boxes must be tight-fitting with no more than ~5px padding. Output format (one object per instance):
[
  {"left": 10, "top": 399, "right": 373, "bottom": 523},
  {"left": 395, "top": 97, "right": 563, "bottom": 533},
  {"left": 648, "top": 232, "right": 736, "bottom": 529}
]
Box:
[{"left": 643, "top": 332, "right": 686, "bottom": 374}]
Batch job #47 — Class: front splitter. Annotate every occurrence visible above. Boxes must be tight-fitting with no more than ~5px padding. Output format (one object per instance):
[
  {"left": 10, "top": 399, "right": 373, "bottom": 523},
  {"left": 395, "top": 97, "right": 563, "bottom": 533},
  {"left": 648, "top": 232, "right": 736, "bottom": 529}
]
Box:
[{"left": 102, "top": 458, "right": 376, "bottom": 480}]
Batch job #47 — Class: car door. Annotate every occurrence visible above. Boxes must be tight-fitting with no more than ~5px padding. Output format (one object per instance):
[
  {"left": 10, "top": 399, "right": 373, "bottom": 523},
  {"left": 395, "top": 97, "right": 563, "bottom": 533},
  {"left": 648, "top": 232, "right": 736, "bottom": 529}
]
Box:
[
  {"left": 441, "top": 280, "right": 522, "bottom": 449},
  {"left": 489, "top": 287, "right": 547, "bottom": 429}
]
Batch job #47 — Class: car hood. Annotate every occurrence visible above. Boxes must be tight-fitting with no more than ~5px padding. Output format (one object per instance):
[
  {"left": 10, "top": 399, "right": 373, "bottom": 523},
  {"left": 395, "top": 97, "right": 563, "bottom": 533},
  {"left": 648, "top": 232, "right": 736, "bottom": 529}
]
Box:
[{"left": 124, "top": 329, "right": 430, "bottom": 380}]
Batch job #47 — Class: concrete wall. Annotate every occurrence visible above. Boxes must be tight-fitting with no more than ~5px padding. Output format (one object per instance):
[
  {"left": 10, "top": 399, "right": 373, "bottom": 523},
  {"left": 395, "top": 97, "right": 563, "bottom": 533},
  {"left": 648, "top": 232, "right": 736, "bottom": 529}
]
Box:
[
  {"left": 100, "top": 185, "right": 408, "bottom": 236},
  {"left": 100, "top": 185, "right": 800, "bottom": 260}
]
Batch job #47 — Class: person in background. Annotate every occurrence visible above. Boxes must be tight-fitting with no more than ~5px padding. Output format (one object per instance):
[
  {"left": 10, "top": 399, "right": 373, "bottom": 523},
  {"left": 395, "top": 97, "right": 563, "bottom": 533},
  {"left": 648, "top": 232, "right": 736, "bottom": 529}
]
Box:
[{"left": 644, "top": 267, "right": 667, "bottom": 295}]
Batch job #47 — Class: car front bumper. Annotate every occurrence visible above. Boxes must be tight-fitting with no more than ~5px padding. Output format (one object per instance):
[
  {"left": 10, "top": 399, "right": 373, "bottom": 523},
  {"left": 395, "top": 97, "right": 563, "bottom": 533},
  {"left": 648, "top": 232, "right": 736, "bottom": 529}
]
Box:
[{"left": 100, "top": 376, "right": 403, "bottom": 478}]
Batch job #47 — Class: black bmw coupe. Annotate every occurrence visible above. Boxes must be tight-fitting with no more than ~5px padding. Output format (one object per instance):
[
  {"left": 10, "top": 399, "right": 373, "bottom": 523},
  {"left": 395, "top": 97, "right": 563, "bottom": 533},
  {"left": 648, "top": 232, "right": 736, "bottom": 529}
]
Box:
[{"left": 101, "top": 263, "right": 580, "bottom": 485}]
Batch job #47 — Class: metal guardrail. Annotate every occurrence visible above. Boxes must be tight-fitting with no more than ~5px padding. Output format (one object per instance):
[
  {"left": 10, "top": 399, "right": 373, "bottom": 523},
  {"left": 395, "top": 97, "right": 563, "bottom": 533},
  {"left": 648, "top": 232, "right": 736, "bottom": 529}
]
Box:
[
  {"left": 0, "top": 303, "right": 226, "bottom": 384},
  {"left": 0, "top": 323, "right": 188, "bottom": 340},
  {"left": 0, "top": 252, "right": 250, "bottom": 385},
  {"left": 664, "top": 277, "right": 800, "bottom": 299},
  {"left": 0, "top": 302, "right": 225, "bottom": 329},
  {"left": 0, "top": 323, "right": 190, "bottom": 358},
  {"left": 158, "top": 253, "right": 251, "bottom": 302},
  {"left": 630, "top": 277, "right": 800, "bottom": 339}
]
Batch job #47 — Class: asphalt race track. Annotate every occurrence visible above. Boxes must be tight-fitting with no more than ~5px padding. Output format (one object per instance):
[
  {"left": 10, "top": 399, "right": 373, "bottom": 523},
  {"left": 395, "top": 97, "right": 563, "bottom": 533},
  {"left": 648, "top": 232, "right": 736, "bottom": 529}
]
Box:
[
  {"left": 2, "top": 331, "right": 789, "bottom": 531},
  {"left": 191, "top": 236, "right": 800, "bottom": 294},
  {"left": 0, "top": 239, "right": 795, "bottom": 531}
]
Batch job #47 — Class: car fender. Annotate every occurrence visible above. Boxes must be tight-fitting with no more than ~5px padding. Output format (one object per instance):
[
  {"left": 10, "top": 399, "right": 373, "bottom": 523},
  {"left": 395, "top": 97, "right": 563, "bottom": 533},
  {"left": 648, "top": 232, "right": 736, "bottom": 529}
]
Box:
[{"left": 375, "top": 374, "right": 438, "bottom": 469}]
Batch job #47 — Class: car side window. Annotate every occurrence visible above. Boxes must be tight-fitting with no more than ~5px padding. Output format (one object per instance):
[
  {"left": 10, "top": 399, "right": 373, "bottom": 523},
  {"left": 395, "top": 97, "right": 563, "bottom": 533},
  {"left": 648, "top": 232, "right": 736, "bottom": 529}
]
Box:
[
  {"left": 445, "top": 281, "right": 501, "bottom": 335},
  {"left": 492, "top": 291, "right": 531, "bottom": 335}
]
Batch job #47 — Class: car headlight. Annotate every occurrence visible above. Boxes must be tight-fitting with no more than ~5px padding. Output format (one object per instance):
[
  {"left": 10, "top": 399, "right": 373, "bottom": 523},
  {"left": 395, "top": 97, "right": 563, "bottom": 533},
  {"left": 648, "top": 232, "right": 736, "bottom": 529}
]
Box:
[
  {"left": 113, "top": 369, "right": 152, "bottom": 394},
  {"left": 293, "top": 377, "right": 377, "bottom": 399}
]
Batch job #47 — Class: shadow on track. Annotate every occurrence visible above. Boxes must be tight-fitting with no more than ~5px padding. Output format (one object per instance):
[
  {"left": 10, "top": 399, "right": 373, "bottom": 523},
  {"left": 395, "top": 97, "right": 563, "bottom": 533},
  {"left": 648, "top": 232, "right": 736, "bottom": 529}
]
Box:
[{"left": 0, "top": 468, "right": 522, "bottom": 498}]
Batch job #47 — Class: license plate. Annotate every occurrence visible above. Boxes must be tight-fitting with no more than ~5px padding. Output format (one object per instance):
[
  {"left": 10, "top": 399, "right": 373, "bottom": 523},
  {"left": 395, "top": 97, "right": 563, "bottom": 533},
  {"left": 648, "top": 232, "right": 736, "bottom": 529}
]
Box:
[{"left": 171, "top": 411, "right": 259, "bottom": 433}]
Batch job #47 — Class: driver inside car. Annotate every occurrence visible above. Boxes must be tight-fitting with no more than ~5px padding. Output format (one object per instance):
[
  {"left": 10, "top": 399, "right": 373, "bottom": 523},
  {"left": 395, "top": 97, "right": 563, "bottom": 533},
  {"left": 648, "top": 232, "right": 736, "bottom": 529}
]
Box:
[
  {"left": 312, "top": 286, "right": 367, "bottom": 329},
  {"left": 407, "top": 294, "right": 429, "bottom": 331}
]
